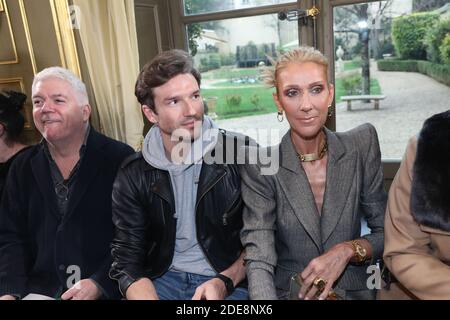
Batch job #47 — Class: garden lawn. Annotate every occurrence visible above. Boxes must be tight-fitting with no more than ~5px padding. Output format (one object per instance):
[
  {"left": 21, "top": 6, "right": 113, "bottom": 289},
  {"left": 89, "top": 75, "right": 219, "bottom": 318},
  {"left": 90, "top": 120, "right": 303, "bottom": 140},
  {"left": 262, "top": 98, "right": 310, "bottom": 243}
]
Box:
[{"left": 202, "top": 86, "right": 275, "bottom": 119}]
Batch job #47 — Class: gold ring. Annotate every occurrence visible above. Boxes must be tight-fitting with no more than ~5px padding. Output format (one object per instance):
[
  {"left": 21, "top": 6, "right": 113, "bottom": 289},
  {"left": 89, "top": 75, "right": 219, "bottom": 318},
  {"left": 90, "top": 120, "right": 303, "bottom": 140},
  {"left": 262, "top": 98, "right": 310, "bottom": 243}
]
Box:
[{"left": 313, "top": 277, "right": 327, "bottom": 292}]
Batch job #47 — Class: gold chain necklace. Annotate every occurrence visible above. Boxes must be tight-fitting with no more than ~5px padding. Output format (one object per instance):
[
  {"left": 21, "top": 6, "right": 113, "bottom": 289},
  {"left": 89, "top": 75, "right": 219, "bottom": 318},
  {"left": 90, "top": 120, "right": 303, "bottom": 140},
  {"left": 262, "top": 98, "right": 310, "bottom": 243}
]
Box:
[{"left": 297, "top": 135, "right": 328, "bottom": 162}]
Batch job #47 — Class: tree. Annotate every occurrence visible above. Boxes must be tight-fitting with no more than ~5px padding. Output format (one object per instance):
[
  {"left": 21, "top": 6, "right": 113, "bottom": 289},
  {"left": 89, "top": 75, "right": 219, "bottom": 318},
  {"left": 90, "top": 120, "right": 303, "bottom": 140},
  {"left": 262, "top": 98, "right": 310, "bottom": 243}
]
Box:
[
  {"left": 264, "top": 0, "right": 285, "bottom": 48},
  {"left": 185, "top": 0, "right": 226, "bottom": 56},
  {"left": 338, "top": 3, "right": 370, "bottom": 95},
  {"left": 369, "top": 1, "right": 393, "bottom": 59},
  {"left": 334, "top": 2, "right": 393, "bottom": 95},
  {"left": 413, "top": 0, "right": 448, "bottom": 12},
  {"left": 188, "top": 24, "right": 203, "bottom": 56},
  {"left": 265, "top": 15, "right": 284, "bottom": 48}
]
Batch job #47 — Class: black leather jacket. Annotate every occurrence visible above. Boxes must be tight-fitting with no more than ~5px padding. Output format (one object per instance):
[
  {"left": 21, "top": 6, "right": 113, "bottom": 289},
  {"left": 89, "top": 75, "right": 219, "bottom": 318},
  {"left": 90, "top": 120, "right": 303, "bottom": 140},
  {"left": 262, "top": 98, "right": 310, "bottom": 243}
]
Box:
[{"left": 110, "top": 131, "right": 249, "bottom": 296}]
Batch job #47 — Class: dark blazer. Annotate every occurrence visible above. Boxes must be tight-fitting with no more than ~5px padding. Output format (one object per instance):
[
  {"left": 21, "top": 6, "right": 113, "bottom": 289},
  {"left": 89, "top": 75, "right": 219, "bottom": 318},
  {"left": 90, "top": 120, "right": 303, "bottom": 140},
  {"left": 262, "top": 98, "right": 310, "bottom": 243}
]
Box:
[
  {"left": 0, "top": 129, "right": 134, "bottom": 299},
  {"left": 240, "top": 123, "right": 387, "bottom": 300}
]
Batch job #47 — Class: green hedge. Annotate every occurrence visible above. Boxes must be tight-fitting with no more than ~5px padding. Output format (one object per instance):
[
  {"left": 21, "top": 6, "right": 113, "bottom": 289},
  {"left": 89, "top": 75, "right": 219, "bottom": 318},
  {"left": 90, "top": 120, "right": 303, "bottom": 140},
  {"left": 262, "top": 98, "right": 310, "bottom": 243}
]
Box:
[
  {"left": 425, "top": 17, "right": 450, "bottom": 64},
  {"left": 377, "top": 59, "right": 450, "bottom": 86},
  {"left": 417, "top": 60, "right": 450, "bottom": 86},
  {"left": 377, "top": 60, "right": 419, "bottom": 72},
  {"left": 392, "top": 12, "right": 438, "bottom": 60},
  {"left": 440, "top": 34, "right": 450, "bottom": 66}
]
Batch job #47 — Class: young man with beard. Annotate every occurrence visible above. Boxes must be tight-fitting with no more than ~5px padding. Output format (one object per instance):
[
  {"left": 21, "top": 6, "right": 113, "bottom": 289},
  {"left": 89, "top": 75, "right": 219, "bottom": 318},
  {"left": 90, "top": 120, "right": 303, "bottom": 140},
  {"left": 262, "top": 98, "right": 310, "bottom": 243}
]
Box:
[{"left": 110, "top": 50, "right": 250, "bottom": 300}]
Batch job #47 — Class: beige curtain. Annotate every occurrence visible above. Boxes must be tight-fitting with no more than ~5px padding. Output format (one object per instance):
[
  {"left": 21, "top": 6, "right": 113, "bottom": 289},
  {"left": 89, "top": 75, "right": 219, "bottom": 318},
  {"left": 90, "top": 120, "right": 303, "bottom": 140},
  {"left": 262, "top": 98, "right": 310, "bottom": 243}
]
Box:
[{"left": 73, "top": 0, "right": 143, "bottom": 150}]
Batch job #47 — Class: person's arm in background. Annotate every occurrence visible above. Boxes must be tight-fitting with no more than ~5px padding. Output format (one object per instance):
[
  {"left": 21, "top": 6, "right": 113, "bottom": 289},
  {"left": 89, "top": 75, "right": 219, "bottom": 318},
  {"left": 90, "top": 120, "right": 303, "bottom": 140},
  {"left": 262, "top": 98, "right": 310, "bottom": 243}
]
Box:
[
  {"left": 384, "top": 137, "right": 450, "bottom": 299},
  {"left": 0, "top": 161, "right": 30, "bottom": 299}
]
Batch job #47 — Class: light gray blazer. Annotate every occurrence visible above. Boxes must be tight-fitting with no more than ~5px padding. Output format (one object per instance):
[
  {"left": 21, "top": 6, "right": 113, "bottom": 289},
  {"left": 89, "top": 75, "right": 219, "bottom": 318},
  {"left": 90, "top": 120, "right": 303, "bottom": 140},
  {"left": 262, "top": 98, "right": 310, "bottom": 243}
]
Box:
[{"left": 240, "top": 123, "right": 386, "bottom": 300}]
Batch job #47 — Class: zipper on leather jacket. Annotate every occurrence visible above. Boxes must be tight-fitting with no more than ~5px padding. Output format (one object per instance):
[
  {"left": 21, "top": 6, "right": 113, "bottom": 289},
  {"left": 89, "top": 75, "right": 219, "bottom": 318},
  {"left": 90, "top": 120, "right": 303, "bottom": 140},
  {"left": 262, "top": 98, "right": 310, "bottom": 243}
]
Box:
[
  {"left": 195, "top": 170, "right": 227, "bottom": 271},
  {"left": 222, "top": 192, "right": 241, "bottom": 226}
]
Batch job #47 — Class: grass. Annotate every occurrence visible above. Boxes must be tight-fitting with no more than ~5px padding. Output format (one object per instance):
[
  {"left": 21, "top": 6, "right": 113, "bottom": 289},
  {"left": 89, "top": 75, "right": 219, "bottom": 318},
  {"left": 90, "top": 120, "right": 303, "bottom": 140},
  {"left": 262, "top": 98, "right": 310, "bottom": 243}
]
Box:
[
  {"left": 202, "top": 86, "right": 275, "bottom": 119},
  {"left": 344, "top": 60, "right": 362, "bottom": 71}
]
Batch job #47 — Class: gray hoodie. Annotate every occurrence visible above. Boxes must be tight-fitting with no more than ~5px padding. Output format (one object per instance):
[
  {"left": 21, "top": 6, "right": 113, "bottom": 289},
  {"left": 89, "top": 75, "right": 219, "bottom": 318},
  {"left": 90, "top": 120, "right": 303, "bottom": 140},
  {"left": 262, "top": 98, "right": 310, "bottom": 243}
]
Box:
[{"left": 142, "top": 116, "right": 219, "bottom": 276}]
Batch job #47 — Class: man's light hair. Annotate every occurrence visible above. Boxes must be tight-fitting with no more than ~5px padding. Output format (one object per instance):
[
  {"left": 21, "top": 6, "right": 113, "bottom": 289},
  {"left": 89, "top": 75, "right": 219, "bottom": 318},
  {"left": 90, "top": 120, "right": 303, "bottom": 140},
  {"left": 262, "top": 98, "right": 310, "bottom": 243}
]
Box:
[
  {"left": 261, "top": 46, "right": 329, "bottom": 88},
  {"left": 32, "top": 67, "right": 89, "bottom": 106}
]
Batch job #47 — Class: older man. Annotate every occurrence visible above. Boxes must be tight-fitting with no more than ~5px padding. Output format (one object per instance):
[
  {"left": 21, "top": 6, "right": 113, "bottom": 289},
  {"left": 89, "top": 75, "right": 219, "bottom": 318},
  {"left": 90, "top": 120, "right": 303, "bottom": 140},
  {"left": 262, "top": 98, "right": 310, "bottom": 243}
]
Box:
[{"left": 0, "top": 67, "right": 134, "bottom": 300}]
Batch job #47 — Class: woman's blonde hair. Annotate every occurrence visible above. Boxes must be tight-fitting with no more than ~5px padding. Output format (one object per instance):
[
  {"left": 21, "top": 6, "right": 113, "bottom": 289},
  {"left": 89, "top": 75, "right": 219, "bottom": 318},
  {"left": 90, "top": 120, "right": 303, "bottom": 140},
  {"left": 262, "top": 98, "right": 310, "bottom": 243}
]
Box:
[{"left": 261, "top": 46, "right": 329, "bottom": 88}]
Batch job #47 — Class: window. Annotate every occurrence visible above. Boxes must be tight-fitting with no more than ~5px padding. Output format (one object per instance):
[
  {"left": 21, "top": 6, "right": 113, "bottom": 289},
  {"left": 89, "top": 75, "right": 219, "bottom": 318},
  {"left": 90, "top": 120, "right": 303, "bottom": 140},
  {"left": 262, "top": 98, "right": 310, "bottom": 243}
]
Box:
[
  {"left": 332, "top": 0, "right": 450, "bottom": 159},
  {"left": 182, "top": 1, "right": 301, "bottom": 146}
]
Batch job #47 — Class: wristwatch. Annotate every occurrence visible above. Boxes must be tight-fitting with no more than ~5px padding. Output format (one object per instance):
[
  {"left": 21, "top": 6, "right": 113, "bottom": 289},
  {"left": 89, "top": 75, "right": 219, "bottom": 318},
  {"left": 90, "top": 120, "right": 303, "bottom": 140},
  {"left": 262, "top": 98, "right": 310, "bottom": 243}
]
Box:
[
  {"left": 214, "top": 274, "right": 235, "bottom": 296},
  {"left": 350, "top": 240, "right": 367, "bottom": 263}
]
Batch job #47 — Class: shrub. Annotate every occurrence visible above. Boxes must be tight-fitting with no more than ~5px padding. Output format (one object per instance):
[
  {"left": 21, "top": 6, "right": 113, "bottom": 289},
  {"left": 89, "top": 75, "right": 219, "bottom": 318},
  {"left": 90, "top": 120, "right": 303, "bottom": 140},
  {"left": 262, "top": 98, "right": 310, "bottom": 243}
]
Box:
[
  {"left": 392, "top": 12, "right": 438, "bottom": 59},
  {"left": 250, "top": 94, "right": 261, "bottom": 110},
  {"left": 440, "top": 34, "right": 450, "bottom": 66},
  {"left": 425, "top": 17, "right": 450, "bottom": 63},
  {"left": 419, "top": 61, "right": 450, "bottom": 85},
  {"left": 208, "top": 54, "right": 221, "bottom": 70},
  {"left": 225, "top": 94, "right": 242, "bottom": 113},
  {"left": 350, "top": 42, "right": 363, "bottom": 59},
  {"left": 341, "top": 74, "right": 362, "bottom": 95},
  {"left": 417, "top": 60, "right": 450, "bottom": 86},
  {"left": 220, "top": 53, "right": 235, "bottom": 66},
  {"left": 377, "top": 59, "right": 419, "bottom": 72}
]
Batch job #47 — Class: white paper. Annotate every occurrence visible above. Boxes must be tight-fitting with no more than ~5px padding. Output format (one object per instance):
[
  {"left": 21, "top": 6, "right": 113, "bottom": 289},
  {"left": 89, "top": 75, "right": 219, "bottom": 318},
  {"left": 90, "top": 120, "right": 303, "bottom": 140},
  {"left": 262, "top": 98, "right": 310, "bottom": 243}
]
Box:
[{"left": 22, "top": 293, "right": 55, "bottom": 300}]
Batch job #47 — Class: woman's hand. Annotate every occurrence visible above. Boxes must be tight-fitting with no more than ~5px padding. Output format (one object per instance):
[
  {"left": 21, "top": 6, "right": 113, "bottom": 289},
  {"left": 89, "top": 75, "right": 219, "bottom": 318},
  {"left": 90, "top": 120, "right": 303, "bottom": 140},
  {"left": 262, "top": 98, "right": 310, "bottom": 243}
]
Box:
[{"left": 299, "top": 242, "right": 354, "bottom": 300}]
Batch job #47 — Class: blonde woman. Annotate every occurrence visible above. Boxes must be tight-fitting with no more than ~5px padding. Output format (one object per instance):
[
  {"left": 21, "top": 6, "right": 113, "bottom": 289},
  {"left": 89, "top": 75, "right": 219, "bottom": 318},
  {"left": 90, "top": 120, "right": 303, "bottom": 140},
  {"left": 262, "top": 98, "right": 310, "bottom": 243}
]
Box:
[{"left": 240, "top": 46, "right": 387, "bottom": 300}]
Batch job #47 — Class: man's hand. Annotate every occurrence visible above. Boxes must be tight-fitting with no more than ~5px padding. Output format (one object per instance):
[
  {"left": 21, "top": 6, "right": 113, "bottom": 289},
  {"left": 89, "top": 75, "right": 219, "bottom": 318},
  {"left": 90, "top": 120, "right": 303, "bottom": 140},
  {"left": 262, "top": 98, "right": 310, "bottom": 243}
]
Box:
[
  {"left": 126, "top": 278, "right": 159, "bottom": 300},
  {"left": 192, "top": 277, "right": 227, "bottom": 300},
  {"left": 0, "top": 295, "right": 17, "bottom": 300},
  {"left": 61, "top": 279, "right": 102, "bottom": 300},
  {"left": 191, "top": 250, "right": 246, "bottom": 300}
]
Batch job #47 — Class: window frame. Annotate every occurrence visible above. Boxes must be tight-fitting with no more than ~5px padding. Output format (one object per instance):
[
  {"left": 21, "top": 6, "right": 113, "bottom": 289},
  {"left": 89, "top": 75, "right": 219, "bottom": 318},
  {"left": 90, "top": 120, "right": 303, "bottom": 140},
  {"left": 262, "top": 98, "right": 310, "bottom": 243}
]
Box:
[{"left": 170, "top": 0, "right": 307, "bottom": 53}]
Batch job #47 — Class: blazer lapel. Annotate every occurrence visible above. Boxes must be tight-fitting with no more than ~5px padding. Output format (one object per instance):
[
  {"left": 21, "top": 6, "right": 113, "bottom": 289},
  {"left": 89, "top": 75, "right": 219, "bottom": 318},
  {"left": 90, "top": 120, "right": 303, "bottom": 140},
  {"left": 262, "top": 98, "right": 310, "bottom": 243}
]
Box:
[
  {"left": 31, "top": 147, "right": 60, "bottom": 220},
  {"left": 320, "top": 129, "right": 356, "bottom": 243},
  {"left": 64, "top": 130, "right": 104, "bottom": 221},
  {"left": 277, "top": 132, "right": 322, "bottom": 250}
]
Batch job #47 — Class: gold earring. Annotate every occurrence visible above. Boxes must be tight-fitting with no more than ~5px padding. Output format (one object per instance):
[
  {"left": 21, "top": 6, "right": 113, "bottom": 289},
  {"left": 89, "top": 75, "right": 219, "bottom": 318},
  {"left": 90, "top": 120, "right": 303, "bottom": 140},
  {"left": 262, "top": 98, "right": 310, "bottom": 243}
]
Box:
[
  {"left": 327, "top": 105, "right": 333, "bottom": 118},
  {"left": 277, "top": 111, "right": 284, "bottom": 122}
]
